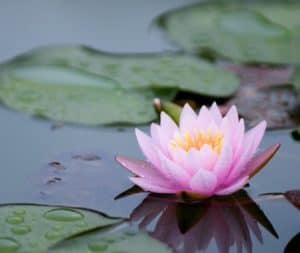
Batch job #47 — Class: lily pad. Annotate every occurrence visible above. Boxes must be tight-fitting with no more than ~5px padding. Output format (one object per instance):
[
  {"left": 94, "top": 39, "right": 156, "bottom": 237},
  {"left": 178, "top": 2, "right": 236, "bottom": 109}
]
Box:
[
  {"left": 0, "top": 45, "right": 239, "bottom": 125},
  {"left": 49, "top": 225, "right": 171, "bottom": 253},
  {"left": 162, "top": 64, "right": 298, "bottom": 129},
  {"left": 8, "top": 45, "right": 239, "bottom": 96},
  {"left": 0, "top": 204, "right": 121, "bottom": 253},
  {"left": 0, "top": 64, "right": 174, "bottom": 125},
  {"left": 158, "top": 0, "right": 300, "bottom": 64}
]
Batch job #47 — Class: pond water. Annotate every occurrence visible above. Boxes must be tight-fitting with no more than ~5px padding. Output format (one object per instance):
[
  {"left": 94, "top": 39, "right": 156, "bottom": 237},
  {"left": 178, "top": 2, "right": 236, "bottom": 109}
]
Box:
[{"left": 0, "top": 1, "right": 299, "bottom": 253}]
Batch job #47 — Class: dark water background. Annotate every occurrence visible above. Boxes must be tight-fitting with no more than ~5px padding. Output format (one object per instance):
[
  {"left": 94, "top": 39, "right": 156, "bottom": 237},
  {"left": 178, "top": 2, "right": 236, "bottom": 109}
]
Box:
[{"left": 0, "top": 1, "right": 299, "bottom": 253}]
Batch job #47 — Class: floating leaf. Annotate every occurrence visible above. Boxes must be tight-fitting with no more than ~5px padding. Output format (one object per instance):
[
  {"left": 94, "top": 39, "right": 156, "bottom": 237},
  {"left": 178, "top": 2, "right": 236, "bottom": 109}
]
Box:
[
  {"left": 8, "top": 45, "right": 239, "bottom": 96},
  {"left": 158, "top": 0, "right": 300, "bottom": 64},
  {"left": 0, "top": 204, "right": 121, "bottom": 253},
  {"left": 0, "top": 64, "right": 174, "bottom": 125},
  {"left": 49, "top": 222, "right": 171, "bottom": 253},
  {"left": 0, "top": 45, "right": 239, "bottom": 125}
]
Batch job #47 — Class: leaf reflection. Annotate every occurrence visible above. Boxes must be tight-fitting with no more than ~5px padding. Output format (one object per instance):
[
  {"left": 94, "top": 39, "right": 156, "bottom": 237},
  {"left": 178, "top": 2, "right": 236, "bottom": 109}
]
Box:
[{"left": 130, "top": 190, "right": 278, "bottom": 253}]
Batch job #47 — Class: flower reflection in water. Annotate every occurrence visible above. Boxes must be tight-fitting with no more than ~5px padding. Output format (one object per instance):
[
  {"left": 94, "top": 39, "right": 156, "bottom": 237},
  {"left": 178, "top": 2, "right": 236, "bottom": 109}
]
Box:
[{"left": 129, "top": 191, "right": 278, "bottom": 253}]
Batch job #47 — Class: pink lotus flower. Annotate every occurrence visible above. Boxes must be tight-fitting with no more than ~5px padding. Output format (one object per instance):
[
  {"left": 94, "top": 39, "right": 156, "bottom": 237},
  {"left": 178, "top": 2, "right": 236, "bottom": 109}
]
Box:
[{"left": 117, "top": 103, "right": 280, "bottom": 198}]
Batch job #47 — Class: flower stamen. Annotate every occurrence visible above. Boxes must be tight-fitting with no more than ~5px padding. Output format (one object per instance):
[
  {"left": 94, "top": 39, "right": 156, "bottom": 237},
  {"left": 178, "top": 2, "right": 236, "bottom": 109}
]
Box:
[{"left": 170, "top": 129, "right": 224, "bottom": 153}]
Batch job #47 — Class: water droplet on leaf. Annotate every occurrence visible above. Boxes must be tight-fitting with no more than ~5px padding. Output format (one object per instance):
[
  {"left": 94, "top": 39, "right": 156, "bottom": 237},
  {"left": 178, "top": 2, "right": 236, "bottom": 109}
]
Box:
[
  {"left": 6, "top": 216, "right": 24, "bottom": 225},
  {"left": 88, "top": 241, "right": 108, "bottom": 252},
  {"left": 44, "top": 208, "right": 84, "bottom": 222},
  {"left": 11, "top": 225, "right": 31, "bottom": 235},
  {"left": 45, "top": 231, "right": 64, "bottom": 240},
  {"left": 0, "top": 237, "right": 20, "bottom": 253},
  {"left": 13, "top": 209, "right": 26, "bottom": 216}
]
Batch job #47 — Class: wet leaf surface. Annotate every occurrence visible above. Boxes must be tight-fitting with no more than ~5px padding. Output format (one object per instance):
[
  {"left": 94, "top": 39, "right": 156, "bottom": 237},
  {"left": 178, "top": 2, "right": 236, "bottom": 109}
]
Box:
[
  {"left": 158, "top": 0, "right": 300, "bottom": 64},
  {"left": 49, "top": 223, "right": 172, "bottom": 253},
  {"left": 0, "top": 204, "right": 121, "bottom": 253},
  {"left": 0, "top": 45, "right": 239, "bottom": 125}
]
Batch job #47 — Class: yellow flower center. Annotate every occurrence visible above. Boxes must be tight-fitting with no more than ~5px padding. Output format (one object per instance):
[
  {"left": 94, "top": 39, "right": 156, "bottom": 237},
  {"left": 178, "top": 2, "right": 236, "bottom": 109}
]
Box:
[{"left": 170, "top": 129, "right": 224, "bottom": 153}]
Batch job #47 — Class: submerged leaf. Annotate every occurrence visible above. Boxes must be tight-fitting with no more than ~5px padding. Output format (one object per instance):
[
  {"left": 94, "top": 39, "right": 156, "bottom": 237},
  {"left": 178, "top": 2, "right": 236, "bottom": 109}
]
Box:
[{"left": 158, "top": 0, "right": 300, "bottom": 64}]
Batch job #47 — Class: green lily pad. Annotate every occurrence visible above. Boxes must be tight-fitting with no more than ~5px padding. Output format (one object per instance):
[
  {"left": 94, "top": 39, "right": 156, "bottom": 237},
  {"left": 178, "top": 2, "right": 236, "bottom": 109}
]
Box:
[
  {"left": 0, "top": 204, "right": 171, "bottom": 253},
  {"left": 0, "top": 45, "right": 239, "bottom": 125},
  {"left": 0, "top": 45, "right": 240, "bottom": 125},
  {"left": 7, "top": 45, "right": 239, "bottom": 95},
  {"left": 49, "top": 225, "right": 171, "bottom": 253},
  {"left": 0, "top": 64, "right": 175, "bottom": 125},
  {"left": 0, "top": 204, "right": 122, "bottom": 253},
  {"left": 158, "top": 0, "right": 300, "bottom": 64}
]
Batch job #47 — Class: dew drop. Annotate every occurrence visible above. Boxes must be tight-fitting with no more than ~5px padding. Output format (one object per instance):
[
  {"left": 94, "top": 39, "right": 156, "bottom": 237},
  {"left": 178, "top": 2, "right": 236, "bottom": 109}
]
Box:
[
  {"left": 0, "top": 237, "right": 20, "bottom": 253},
  {"left": 45, "top": 231, "right": 64, "bottom": 240},
  {"left": 44, "top": 208, "right": 84, "bottom": 222},
  {"left": 52, "top": 225, "right": 64, "bottom": 231},
  {"left": 76, "top": 221, "right": 88, "bottom": 228},
  {"left": 13, "top": 209, "right": 26, "bottom": 216},
  {"left": 6, "top": 216, "right": 24, "bottom": 225},
  {"left": 11, "top": 225, "right": 31, "bottom": 235},
  {"left": 88, "top": 241, "right": 108, "bottom": 252}
]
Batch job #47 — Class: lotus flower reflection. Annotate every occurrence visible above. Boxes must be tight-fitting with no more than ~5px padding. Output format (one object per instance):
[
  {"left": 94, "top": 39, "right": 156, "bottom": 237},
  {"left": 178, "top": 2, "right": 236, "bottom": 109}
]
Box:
[
  {"left": 117, "top": 103, "right": 280, "bottom": 198},
  {"left": 130, "top": 192, "right": 278, "bottom": 253}
]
